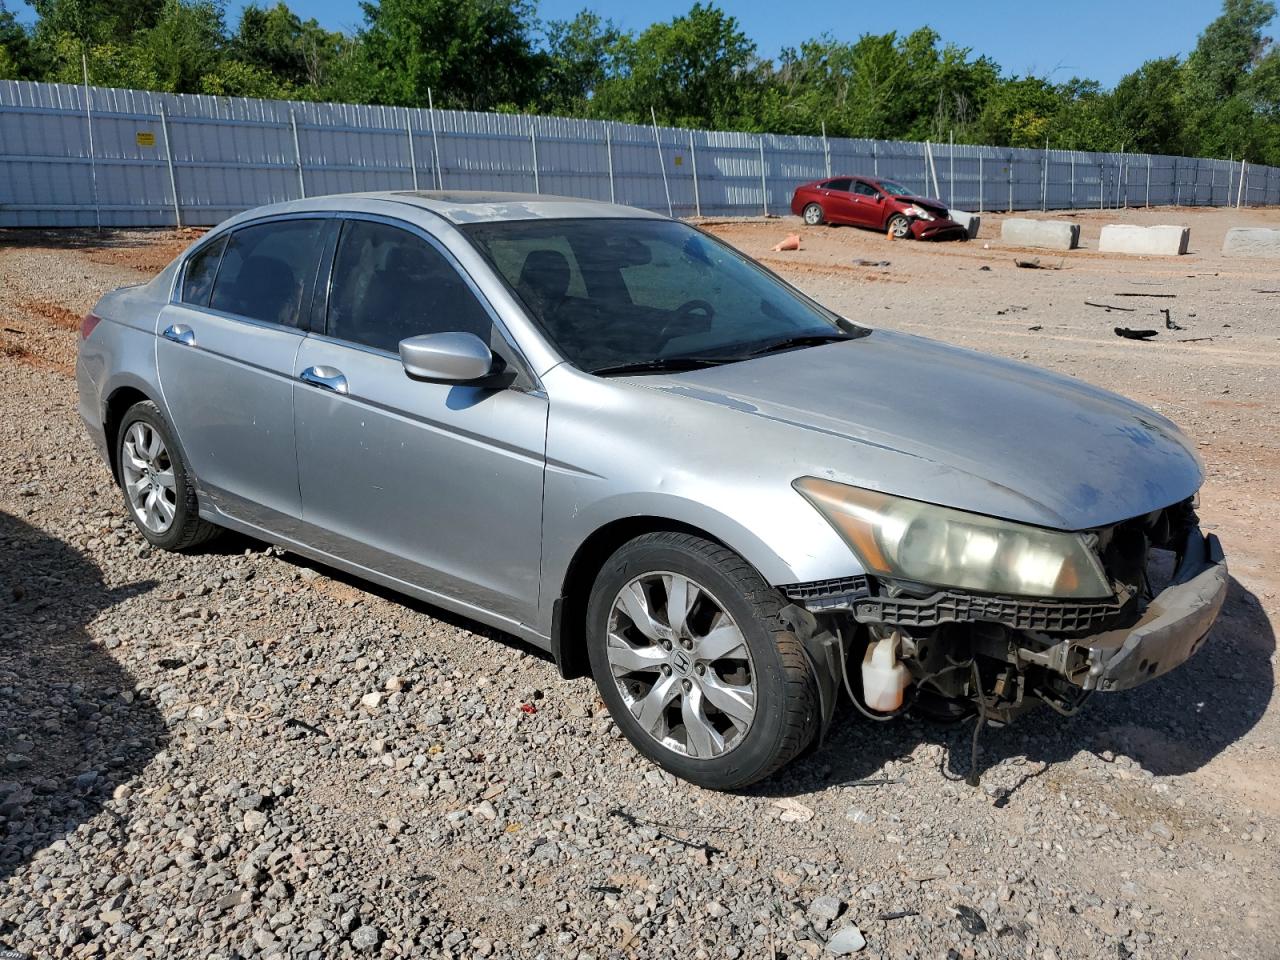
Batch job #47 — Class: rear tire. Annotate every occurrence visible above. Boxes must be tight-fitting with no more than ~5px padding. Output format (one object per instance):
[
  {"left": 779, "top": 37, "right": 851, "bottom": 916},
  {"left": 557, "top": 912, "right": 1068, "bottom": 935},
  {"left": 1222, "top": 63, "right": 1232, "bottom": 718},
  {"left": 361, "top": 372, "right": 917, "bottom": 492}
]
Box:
[
  {"left": 586, "top": 532, "right": 818, "bottom": 790},
  {"left": 115, "top": 400, "right": 220, "bottom": 551},
  {"left": 802, "top": 203, "right": 824, "bottom": 226}
]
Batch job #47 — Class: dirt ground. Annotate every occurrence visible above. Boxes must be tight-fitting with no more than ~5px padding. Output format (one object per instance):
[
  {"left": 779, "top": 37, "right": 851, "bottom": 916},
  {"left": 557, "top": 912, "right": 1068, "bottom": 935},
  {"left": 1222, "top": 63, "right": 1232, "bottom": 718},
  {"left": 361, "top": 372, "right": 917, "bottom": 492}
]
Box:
[{"left": 0, "top": 205, "right": 1278, "bottom": 960}]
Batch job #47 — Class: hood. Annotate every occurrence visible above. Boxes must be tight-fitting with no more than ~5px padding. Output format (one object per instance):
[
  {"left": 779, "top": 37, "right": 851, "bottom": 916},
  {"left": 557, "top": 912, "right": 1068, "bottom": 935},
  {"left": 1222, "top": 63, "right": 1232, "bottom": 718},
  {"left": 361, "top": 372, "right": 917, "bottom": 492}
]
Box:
[
  {"left": 643, "top": 330, "right": 1202, "bottom": 531},
  {"left": 897, "top": 195, "right": 950, "bottom": 216}
]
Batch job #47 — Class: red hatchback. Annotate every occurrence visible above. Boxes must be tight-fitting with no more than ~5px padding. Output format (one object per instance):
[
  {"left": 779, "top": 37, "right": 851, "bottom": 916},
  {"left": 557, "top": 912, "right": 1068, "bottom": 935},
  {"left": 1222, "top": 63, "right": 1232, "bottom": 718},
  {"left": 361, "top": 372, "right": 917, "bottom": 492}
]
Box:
[{"left": 790, "top": 175, "right": 968, "bottom": 240}]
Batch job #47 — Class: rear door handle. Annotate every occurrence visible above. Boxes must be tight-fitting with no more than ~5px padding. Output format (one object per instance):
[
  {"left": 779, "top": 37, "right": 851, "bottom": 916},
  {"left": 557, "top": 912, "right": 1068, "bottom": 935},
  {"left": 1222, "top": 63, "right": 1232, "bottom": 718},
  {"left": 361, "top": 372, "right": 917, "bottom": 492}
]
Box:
[
  {"left": 299, "top": 365, "right": 348, "bottom": 395},
  {"left": 162, "top": 324, "right": 196, "bottom": 346}
]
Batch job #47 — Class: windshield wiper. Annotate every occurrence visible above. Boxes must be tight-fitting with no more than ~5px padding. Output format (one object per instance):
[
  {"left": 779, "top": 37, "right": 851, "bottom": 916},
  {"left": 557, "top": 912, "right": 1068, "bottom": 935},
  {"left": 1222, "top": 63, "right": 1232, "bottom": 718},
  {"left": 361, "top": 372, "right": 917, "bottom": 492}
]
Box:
[
  {"left": 589, "top": 356, "right": 735, "bottom": 376},
  {"left": 742, "top": 333, "right": 854, "bottom": 357}
]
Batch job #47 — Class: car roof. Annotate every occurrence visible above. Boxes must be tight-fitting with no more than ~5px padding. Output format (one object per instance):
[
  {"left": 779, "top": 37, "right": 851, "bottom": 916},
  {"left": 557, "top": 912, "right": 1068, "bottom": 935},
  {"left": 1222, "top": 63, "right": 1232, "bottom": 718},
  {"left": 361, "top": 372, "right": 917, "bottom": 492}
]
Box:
[{"left": 220, "top": 190, "right": 667, "bottom": 227}]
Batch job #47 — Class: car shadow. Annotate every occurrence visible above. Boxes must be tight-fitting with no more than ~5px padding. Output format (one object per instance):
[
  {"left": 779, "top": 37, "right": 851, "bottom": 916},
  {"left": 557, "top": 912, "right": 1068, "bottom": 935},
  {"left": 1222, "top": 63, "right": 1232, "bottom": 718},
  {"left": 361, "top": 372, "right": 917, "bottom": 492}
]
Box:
[
  {"left": 754, "top": 575, "right": 1274, "bottom": 798},
  {"left": 0, "top": 510, "right": 164, "bottom": 883}
]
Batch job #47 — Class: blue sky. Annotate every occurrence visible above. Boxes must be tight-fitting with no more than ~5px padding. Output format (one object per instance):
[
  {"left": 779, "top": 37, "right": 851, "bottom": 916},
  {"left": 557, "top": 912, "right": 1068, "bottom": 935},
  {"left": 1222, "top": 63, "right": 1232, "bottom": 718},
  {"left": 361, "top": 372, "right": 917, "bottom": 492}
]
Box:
[{"left": 14, "top": 0, "right": 1238, "bottom": 88}]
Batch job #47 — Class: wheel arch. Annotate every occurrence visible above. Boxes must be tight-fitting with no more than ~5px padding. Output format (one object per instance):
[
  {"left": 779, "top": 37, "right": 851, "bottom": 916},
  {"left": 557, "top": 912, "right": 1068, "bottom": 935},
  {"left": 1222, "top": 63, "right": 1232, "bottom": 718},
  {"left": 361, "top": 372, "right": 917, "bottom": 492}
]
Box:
[
  {"left": 551, "top": 515, "right": 764, "bottom": 680},
  {"left": 103, "top": 383, "right": 156, "bottom": 483}
]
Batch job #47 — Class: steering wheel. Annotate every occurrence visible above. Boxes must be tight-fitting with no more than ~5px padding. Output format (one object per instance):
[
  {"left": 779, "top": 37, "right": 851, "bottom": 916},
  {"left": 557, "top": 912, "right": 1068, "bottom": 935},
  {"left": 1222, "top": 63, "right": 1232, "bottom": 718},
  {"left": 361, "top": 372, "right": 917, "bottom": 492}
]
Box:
[{"left": 658, "top": 299, "right": 716, "bottom": 343}]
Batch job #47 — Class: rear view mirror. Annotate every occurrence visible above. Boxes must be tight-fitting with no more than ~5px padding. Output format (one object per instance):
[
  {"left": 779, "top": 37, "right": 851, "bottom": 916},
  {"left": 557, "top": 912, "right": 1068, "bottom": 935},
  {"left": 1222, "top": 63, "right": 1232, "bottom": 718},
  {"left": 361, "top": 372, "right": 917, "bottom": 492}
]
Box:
[{"left": 399, "top": 332, "right": 495, "bottom": 383}]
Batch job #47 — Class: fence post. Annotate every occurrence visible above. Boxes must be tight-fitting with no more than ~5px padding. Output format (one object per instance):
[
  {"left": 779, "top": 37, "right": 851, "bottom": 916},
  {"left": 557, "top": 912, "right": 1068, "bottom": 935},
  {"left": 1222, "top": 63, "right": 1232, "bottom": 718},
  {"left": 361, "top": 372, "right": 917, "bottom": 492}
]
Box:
[
  {"left": 872, "top": 141, "right": 878, "bottom": 177},
  {"left": 427, "top": 88, "right": 443, "bottom": 189},
  {"left": 159, "top": 104, "right": 181, "bottom": 228},
  {"left": 530, "top": 121, "right": 540, "bottom": 194},
  {"left": 1238, "top": 158, "right": 1247, "bottom": 207},
  {"left": 1007, "top": 154, "right": 1013, "bottom": 212},
  {"left": 948, "top": 130, "right": 954, "bottom": 207},
  {"left": 1070, "top": 153, "right": 1075, "bottom": 209},
  {"left": 405, "top": 112, "right": 419, "bottom": 190},
  {"left": 1146, "top": 155, "right": 1151, "bottom": 208},
  {"left": 821, "top": 121, "right": 831, "bottom": 179},
  {"left": 978, "top": 154, "right": 983, "bottom": 214},
  {"left": 81, "top": 54, "right": 102, "bottom": 231},
  {"left": 1174, "top": 157, "right": 1180, "bottom": 205},
  {"left": 289, "top": 110, "right": 306, "bottom": 199},
  {"left": 758, "top": 136, "right": 768, "bottom": 216},
  {"left": 1040, "top": 146, "right": 1047, "bottom": 212},
  {"left": 605, "top": 125, "right": 615, "bottom": 204},
  {"left": 689, "top": 129, "right": 701, "bottom": 218},
  {"left": 650, "top": 107, "right": 674, "bottom": 217}
]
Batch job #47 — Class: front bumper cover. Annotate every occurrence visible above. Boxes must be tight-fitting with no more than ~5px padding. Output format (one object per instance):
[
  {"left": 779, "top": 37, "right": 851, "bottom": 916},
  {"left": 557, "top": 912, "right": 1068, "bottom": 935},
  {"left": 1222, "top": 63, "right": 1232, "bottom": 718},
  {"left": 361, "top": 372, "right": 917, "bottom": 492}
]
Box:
[{"left": 1077, "top": 531, "right": 1227, "bottom": 692}]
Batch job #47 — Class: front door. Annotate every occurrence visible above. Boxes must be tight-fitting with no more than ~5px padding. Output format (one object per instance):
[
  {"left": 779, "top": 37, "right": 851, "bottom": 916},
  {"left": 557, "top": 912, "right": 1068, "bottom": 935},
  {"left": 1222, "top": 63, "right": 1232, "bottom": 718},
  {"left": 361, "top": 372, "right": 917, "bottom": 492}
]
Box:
[
  {"left": 156, "top": 216, "right": 327, "bottom": 529},
  {"left": 849, "top": 180, "right": 888, "bottom": 228},
  {"left": 293, "top": 217, "right": 548, "bottom": 627}
]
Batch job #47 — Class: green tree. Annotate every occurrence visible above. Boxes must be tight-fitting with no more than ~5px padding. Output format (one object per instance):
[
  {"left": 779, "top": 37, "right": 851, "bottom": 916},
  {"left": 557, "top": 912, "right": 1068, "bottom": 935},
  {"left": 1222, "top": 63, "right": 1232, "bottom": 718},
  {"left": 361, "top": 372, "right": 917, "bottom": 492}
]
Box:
[
  {"left": 354, "top": 0, "right": 541, "bottom": 110},
  {"left": 229, "top": 3, "right": 349, "bottom": 96},
  {"left": 590, "top": 3, "right": 762, "bottom": 128},
  {"left": 0, "top": 1, "right": 40, "bottom": 79},
  {"left": 1111, "top": 57, "right": 1185, "bottom": 154},
  {"left": 540, "top": 10, "right": 623, "bottom": 115}
]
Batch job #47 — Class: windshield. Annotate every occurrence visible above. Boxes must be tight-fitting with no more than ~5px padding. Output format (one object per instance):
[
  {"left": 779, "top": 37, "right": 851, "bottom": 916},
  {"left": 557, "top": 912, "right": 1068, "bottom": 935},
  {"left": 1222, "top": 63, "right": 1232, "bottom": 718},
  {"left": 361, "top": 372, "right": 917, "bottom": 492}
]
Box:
[
  {"left": 462, "top": 218, "right": 859, "bottom": 373},
  {"left": 878, "top": 179, "right": 914, "bottom": 197}
]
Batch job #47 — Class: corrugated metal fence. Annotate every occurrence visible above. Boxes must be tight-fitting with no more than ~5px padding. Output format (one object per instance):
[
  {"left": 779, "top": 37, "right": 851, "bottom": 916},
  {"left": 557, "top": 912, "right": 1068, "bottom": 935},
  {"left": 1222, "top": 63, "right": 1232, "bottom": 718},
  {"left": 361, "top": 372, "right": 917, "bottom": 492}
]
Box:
[{"left": 2, "top": 79, "right": 1278, "bottom": 227}]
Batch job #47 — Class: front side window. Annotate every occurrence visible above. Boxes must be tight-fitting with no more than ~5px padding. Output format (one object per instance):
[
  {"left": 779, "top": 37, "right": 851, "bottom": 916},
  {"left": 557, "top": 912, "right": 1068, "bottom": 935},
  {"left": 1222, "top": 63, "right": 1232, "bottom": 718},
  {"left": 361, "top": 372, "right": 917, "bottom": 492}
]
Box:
[
  {"left": 877, "top": 179, "right": 913, "bottom": 197},
  {"left": 464, "top": 218, "right": 854, "bottom": 373},
  {"left": 326, "top": 220, "right": 493, "bottom": 354},
  {"left": 209, "top": 219, "right": 324, "bottom": 327},
  {"left": 181, "top": 235, "right": 226, "bottom": 307},
  {"left": 852, "top": 181, "right": 880, "bottom": 198}
]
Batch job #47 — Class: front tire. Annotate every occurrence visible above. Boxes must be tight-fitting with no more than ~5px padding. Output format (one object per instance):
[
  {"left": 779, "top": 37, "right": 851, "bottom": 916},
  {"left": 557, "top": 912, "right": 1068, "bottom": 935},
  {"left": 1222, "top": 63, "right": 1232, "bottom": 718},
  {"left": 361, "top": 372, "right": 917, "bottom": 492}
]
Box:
[
  {"left": 586, "top": 532, "right": 818, "bottom": 790},
  {"left": 115, "top": 400, "right": 220, "bottom": 551},
  {"left": 887, "top": 213, "right": 912, "bottom": 239},
  {"left": 802, "top": 202, "right": 825, "bottom": 226}
]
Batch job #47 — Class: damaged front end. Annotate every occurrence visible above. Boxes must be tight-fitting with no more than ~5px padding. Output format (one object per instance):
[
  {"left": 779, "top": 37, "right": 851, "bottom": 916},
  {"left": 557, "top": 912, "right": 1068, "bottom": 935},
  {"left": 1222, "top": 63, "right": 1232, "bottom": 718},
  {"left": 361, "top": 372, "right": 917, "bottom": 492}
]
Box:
[{"left": 781, "top": 496, "right": 1228, "bottom": 737}]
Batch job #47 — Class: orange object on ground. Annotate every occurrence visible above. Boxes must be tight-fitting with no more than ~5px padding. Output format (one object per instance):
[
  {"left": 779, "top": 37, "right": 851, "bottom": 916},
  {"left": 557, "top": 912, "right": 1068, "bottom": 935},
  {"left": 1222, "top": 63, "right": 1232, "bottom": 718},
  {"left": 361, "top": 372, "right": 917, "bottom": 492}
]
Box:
[{"left": 772, "top": 234, "right": 801, "bottom": 252}]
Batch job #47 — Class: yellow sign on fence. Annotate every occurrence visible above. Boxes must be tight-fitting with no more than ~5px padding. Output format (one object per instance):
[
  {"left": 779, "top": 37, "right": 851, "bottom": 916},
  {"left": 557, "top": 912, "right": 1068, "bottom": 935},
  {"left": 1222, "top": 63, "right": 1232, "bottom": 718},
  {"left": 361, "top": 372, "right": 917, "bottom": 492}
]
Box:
[{"left": 136, "top": 131, "right": 156, "bottom": 148}]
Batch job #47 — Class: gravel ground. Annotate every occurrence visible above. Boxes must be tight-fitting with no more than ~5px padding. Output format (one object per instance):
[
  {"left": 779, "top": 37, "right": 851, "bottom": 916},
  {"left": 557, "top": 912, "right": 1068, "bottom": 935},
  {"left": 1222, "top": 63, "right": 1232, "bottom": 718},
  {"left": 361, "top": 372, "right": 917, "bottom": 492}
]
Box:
[{"left": 1, "top": 209, "right": 1277, "bottom": 960}]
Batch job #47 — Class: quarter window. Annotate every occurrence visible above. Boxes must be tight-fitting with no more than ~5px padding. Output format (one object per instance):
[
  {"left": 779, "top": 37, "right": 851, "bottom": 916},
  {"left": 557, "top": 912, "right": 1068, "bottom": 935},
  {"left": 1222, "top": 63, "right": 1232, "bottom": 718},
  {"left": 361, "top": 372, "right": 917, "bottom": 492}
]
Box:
[
  {"left": 181, "top": 235, "right": 226, "bottom": 307},
  {"left": 208, "top": 219, "right": 324, "bottom": 327},
  {"left": 326, "top": 220, "right": 493, "bottom": 354}
]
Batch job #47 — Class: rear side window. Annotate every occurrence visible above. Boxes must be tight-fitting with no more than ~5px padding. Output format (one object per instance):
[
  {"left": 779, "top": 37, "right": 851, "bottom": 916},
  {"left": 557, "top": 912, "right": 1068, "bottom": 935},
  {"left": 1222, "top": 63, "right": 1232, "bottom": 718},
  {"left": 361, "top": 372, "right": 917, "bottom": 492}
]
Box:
[
  {"left": 181, "top": 235, "right": 226, "bottom": 307},
  {"left": 326, "top": 220, "right": 492, "bottom": 354},
  {"left": 209, "top": 219, "right": 325, "bottom": 327},
  {"left": 823, "top": 178, "right": 852, "bottom": 192}
]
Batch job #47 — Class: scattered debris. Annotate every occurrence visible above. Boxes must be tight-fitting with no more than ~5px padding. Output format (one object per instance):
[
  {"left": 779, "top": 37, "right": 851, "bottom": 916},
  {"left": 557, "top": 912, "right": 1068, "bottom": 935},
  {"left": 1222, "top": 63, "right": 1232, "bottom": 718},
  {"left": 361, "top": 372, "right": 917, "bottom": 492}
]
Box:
[
  {"left": 1115, "top": 292, "right": 1177, "bottom": 298},
  {"left": 1177, "top": 336, "right": 1215, "bottom": 343},
  {"left": 995, "top": 305, "right": 1029, "bottom": 316},
  {"left": 824, "top": 925, "right": 867, "bottom": 955},
  {"left": 1028, "top": 325, "right": 1043, "bottom": 332},
  {"left": 951, "top": 904, "right": 987, "bottom": 935},
  {"left": 1161, "top": 308, "right": 1184, "bottom": 331},
  {"left": 1085, "top": 300, "right": 1136, "bottom": 312},
  {"left": 1014, "top": 257, "right": 1064, "bottom": 270},
  {"left": 877, "top": 910, "right": 919, "bottom": 922},
  {"left": 978, "top": 265, "right": 992, "bottom": 271},
  {"left": 772, "top": 797, "right": 815, "bottom": 823},
  {"left": 1114, "top": 327, "right": 1159, "bottom": 341},
  {"left": 852, "top": 259, "right": 890, "bottom": 267},
  {"left": 519, "top": 702, "right": 537, "bottom": 714},
  {"left": 772, "top": 234, "right": 801, "bottom": 252}
]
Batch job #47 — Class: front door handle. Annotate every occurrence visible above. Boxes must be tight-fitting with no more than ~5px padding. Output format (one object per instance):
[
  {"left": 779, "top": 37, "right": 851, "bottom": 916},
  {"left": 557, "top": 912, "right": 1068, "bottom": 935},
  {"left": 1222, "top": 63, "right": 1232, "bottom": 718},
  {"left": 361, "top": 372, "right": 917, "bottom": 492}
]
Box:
[
  {"left": 162, "top": 324, "right": 196, "bottom": 346},
  {"left": 299, "top": 365, "right": 348, "bottom": 395}
]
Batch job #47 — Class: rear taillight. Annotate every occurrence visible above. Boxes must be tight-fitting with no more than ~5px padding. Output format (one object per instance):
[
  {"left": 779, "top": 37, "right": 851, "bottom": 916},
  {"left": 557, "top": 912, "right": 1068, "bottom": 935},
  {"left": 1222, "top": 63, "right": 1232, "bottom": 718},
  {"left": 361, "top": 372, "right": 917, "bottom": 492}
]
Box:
[{"left": 80, "top": 312, "right": 102, "bottom": 340}]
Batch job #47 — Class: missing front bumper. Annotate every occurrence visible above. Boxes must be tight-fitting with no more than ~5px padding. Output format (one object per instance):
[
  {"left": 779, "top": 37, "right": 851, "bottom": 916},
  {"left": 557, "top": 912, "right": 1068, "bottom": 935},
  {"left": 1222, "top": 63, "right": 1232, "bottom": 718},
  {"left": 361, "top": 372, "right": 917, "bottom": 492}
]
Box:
[{"left": 1077, "top": 532, "right": 1227, "bottom": 691}]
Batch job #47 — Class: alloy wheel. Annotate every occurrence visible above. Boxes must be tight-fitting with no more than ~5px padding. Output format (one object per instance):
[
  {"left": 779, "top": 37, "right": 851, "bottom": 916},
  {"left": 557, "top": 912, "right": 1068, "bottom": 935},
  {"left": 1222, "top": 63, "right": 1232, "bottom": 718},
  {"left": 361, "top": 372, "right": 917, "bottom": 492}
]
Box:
[
  {"left": 120, "top": 421, "right": 178, "bottom": 534},
  {"left": 605, "top": 572, "right": 756, "bottom": 759},
  {"left": 803, "top": 203, "right": 823, "bottom": 226}
]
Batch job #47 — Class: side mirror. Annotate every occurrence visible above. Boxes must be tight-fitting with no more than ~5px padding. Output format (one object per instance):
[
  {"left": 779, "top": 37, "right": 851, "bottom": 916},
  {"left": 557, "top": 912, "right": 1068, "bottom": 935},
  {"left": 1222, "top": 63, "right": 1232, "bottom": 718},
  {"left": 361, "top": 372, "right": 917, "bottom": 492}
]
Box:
[{"left": 399, "top": 332, "right": 495, "bottom": 383}]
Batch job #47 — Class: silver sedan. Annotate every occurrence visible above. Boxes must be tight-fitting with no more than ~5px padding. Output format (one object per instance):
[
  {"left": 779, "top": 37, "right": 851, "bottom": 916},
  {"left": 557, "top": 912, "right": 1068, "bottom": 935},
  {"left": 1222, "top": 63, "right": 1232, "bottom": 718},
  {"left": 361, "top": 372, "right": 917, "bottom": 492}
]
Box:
[{"left": 77, "top": 192, "right": 1227, "bottom": 789}]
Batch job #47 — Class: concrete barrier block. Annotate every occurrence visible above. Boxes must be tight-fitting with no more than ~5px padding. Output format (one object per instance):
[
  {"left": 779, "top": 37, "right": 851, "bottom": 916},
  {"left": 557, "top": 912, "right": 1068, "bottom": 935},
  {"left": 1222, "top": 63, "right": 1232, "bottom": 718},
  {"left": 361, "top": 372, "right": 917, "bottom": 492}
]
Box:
[
  {"left": 1222, "top": 227, "right": 1280, "bottom": 258},
  {"left": 1097, "top": 224, "right": 1189, "bottom": 256},
  {"left": 1001, "top": 218, "right": 1079, "bottom": 251},
  {"left": 948, "top": 209, "right": 981, "bottom": 239}
]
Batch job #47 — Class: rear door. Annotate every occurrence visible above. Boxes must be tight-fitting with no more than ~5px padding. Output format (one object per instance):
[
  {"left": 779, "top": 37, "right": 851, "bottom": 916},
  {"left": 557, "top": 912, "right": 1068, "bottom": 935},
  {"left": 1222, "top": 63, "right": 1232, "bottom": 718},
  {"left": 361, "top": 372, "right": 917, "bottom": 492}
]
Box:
[
  {"left": 818, "top": 178, "right": 857, "bottom": 223},
  {"left": 156, "top": 216, "right": 328, "bottom": 529},
  {"left": 292, "top": 216, "right": 548, "bottom": 627}
]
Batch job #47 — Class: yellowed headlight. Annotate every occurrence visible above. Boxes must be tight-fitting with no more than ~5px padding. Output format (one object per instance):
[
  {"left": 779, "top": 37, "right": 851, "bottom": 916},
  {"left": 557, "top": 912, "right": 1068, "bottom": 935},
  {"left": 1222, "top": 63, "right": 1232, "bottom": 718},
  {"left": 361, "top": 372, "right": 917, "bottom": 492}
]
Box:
[{"left": 794, "top": 477, "right": 1112, "bottom": 599}]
